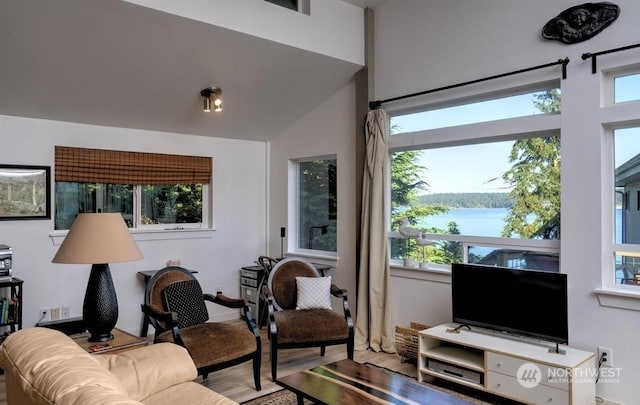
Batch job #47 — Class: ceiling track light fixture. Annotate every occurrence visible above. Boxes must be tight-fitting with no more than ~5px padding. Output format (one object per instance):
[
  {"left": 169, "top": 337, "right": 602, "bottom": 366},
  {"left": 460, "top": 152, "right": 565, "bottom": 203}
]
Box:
[{"left": 200, "top": 86, "right": 223, "bottom": 112}]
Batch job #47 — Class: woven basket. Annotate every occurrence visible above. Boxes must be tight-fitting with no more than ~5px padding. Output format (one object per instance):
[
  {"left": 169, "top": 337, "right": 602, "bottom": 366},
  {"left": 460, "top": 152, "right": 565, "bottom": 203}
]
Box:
[{"left": 394, "top": 322, "right": 429, "bottom": 363}]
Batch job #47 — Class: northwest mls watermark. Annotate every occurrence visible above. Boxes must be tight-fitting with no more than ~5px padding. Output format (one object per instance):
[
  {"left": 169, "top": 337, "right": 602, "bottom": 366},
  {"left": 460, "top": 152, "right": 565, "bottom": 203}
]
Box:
[{"left": 517, "top": 363, "right": 622, "bottom": 387}]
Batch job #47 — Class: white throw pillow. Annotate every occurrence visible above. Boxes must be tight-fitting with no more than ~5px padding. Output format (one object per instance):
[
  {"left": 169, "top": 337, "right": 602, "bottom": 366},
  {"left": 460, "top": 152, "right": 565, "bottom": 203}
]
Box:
[{"left": 296, "top": 276, "right": 332, "bottom": 310}]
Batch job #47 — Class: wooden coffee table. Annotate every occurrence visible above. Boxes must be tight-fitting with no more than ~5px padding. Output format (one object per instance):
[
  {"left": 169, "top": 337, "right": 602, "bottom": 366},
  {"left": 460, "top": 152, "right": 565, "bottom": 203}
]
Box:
[{"left": 276, "top": 359, "right": 474, "bottom": 405}]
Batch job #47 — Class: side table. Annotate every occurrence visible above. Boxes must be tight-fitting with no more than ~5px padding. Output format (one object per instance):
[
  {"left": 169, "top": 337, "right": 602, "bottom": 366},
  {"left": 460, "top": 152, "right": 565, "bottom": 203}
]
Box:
[{"left": 72, "top": 328, "right": 148, "bottom": 355}]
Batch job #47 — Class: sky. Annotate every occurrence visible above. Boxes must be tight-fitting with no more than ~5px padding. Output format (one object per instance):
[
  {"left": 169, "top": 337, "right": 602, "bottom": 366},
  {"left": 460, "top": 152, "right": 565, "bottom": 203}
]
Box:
[
  {"left": 390, "top": 92, "right": 548, "bottom": 194},
  {"left": 390, "top": 76, "right": 640, "bottom": 194}
]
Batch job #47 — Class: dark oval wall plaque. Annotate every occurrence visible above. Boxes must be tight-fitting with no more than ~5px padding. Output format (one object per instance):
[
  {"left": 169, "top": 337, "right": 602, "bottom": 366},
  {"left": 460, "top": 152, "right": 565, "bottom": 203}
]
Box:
[{"left": 542, "top": 2, "right": 620, "bottom": 44}]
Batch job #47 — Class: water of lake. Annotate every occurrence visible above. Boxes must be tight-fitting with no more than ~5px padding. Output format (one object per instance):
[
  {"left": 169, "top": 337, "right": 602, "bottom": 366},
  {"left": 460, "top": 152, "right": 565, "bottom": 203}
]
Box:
[
  {"left": 418, "top": 208, "right": 508, "bottom": 237},
  {"left": 420, "top": 208, "right": 623, "bottom": 242}
]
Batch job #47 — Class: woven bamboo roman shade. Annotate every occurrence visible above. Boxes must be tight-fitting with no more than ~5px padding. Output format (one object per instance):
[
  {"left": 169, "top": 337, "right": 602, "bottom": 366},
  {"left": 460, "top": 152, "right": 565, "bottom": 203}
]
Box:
[{"left": 55, "top": 146, "right": 212, "bottom": 185}]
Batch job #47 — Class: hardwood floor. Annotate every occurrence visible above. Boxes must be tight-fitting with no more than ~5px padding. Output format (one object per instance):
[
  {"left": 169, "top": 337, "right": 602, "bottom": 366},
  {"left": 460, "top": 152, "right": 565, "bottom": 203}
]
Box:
[
  {"left": 0, "top": 324, "right": 416, "bottom": 405},
  {"left": 197, "top": 324, "right": 417, "bottom": 403}
]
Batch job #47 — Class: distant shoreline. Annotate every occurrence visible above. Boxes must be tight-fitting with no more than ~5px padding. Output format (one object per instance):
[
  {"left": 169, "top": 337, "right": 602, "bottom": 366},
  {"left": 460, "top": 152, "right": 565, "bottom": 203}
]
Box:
[{"left": 418, "top": 192, "right": 512, "bottom": 209}]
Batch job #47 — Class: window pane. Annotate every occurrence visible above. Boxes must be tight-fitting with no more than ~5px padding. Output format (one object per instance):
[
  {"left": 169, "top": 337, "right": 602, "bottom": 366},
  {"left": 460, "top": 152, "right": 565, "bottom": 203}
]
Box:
[
  {"left": 391, "top": 137, "right": 560, "bottom": 264},
  {"left": 140, "top": 184, "right": 203, "bottom": 225},
  {"left": 390, "top": 237, "right": 461, "bottom": 266},
  {"left": 55, "top": 182, "right": 133, "bottom": 230},
  {"left": 614, "top": 73, "right": 640, "bottom": 104},
  {"left": 298, "top": 159, "right": 337, "bottom": 252},
  {"left": 390, "top": 89, "right": 560, "bottom": 134},
  {"left": 467, "top": 246, "right": 559, "bottom": 272},
  {"left": 614, "top": 128, "right": 640, "bottom": 244},
  {"left": 615, "top": 254, "right": 640, "bottom": 285}
]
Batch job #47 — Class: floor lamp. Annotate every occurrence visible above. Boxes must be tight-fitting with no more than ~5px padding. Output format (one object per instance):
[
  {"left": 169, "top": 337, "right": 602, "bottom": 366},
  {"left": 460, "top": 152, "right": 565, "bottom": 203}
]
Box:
[{"left": 52, "top": 213, "right": 143, "bottom": 342}]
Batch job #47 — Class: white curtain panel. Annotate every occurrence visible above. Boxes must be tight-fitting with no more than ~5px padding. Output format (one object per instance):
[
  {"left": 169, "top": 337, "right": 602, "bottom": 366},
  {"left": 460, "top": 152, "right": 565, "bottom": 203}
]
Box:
[{"left": 355, "top": 108, "right": 395, "bottom": 353}]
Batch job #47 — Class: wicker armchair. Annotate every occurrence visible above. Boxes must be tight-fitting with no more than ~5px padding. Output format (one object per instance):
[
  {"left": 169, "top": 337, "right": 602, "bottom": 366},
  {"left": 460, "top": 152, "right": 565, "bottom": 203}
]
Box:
[
  {"left": 262, "top": 258, "right": 353, "bottom": 381},
  {"left": 140, "top": 266, "right": 261, "bottom": 390}
]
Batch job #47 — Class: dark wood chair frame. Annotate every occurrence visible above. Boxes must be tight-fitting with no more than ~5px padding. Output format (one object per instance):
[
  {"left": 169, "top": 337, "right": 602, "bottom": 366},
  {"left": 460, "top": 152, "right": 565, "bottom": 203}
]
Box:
[
  {"left": 262, "top": 258, "right": 354, "bottom": 381},
  {"left": 140, "top": 266, "right": 262, "bottom": 390}
]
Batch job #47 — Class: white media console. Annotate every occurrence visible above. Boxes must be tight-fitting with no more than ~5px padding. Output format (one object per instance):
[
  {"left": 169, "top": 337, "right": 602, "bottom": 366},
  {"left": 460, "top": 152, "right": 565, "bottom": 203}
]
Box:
[{"left": 418, "top": 324, "right": 596, "bottom": 405}]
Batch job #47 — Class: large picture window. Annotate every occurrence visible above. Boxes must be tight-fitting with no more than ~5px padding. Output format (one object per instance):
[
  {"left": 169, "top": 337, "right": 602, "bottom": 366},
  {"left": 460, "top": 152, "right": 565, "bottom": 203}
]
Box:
[
  {"left": 54, "top": 147, "right": 210, "bottom": 230},
  {"left": 389, "top": 87, "right": 561, "bottom": 271},
  {"left": 297, "top": 158, "right": 337, "bottom": 253}
]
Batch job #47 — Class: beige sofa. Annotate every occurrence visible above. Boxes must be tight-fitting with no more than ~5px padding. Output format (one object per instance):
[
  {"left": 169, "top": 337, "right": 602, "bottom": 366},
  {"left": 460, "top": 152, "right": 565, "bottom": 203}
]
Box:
[{"left": 0, "top": 327, "right": 238, "bottom": 405}]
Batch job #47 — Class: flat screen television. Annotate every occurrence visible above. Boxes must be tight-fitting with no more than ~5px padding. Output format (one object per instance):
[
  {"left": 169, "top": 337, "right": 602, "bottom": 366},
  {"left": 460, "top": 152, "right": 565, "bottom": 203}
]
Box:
[{"left": 451, "top": 263, "right": 569, "bottom": 345}]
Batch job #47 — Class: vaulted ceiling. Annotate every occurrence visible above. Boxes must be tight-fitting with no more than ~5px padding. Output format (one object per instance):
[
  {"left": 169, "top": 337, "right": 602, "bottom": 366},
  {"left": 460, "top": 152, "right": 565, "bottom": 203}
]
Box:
[{"left": 0, "top": 0, "right": 377, "bottom": 142}]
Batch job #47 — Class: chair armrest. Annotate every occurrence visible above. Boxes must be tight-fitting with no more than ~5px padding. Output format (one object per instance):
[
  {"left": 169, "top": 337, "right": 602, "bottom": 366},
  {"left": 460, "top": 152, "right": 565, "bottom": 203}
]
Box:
[
  {"left": 141, "top": 304, "right": 176, "bottom": 325},
  {"left": 140, "top": 304, "right": 184, "bottom": 346},
  {"left": 330, "top": 284, "right": 347, "bottom": 298},
  {"left": 205, "top": 292, "right": 245, "bottom": 309},
  {"left": 95, "top": 343, "right": 197, "bottom": 401},
  {"left": 204, "top": 293, "right": 260, "bottom": 337},
  {"left": 263, "top": 288, "right": 278, "bottom": 336},
  {"left": 329, "top": 285, "right": 353, "bottom": 329}
]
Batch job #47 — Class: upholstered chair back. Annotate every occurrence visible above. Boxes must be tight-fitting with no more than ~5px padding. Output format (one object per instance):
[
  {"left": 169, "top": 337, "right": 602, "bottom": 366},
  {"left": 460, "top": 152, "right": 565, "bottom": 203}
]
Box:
[
  {"left": 145, "top": 266, "right": 194, "bottom": 331},
  {"left": 267, "top": 258, "right": 319, "bottom": 311}
]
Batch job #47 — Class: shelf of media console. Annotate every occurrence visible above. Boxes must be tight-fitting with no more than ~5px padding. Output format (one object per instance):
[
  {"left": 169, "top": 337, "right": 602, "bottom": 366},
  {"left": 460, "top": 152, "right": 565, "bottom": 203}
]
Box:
[{"left": 418, "top": 323, "right": 597, "bottom": 404}]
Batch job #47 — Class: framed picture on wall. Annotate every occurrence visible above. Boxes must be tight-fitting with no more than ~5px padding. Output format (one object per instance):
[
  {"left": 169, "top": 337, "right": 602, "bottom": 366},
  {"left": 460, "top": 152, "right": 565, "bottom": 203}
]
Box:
[{"left": 0, "top": 165, "right": 51, "bottom": 220}]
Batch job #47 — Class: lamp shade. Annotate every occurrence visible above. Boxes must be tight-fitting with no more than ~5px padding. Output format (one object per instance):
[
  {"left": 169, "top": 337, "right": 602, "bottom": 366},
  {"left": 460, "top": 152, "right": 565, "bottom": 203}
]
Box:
[{"left": 52, "top": 213, "right": 142, "bottom": 264}]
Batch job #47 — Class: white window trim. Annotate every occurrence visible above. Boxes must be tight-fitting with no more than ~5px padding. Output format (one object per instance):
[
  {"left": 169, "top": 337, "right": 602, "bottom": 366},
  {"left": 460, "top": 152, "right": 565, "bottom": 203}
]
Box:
[
  {"left": 49, "top": 227, "right": 215, "bottom": 246},
  {"left": 288, "top": 155, "right": 338, "bottom": 259},
  {"left": 594, "top": 59, "right": 640, "bottom": 310}
]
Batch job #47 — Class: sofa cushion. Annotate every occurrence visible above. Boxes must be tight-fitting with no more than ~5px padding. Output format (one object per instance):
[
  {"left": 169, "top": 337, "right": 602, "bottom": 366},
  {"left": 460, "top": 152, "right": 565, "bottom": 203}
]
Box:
[
  {"left": 94, "top": 343, "right": 197, "bottom": 401},
  {"left": 0, "top": 328, "right": 135, "bottom": 405},
  {"left": 142, "top": 381, "right": 238, "bottom": 405}
]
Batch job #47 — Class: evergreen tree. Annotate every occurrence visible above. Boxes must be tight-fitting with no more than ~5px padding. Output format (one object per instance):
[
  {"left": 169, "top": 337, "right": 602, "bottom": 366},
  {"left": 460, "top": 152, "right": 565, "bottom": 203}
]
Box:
[
  {"left": 390, "top": 151, "right": 450, "bottom": 260},
  {"left": 502, "top": 89, "right": 561, "bottom": 239}
]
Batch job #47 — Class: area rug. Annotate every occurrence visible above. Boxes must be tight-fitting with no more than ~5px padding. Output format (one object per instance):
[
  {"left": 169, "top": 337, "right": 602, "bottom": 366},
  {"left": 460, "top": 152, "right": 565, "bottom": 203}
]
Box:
[{"left": 240, "top": 363, "right": 520, "bottom": 405}]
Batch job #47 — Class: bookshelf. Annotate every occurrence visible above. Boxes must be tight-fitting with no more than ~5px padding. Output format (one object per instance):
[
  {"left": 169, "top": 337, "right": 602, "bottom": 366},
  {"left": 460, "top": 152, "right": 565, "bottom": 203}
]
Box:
[{"left": 0, "top": 277, "right": 23, "bottom": 343}]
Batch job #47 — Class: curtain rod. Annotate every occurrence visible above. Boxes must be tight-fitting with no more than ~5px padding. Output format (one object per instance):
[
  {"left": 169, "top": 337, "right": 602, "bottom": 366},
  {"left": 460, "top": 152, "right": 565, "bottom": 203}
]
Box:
[
  {"left": 368, "top": 58, "right": 570, "bottom": 110},
  {"left": 582, "top": 43, "right": 640, "bottom": 74}
]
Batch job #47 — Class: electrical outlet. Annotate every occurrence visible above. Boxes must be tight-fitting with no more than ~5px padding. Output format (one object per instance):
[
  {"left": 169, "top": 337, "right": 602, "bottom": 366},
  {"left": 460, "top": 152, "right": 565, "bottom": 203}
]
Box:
[
  {"left": 598, "top": 346, "right": 613, "bottom": 368},
  {"left": 50, "top": 307, "right": 61, "bottom": 321},
  {"left": 39, "top": 307, "right": 51, "bottom": 323},
  {"left": 62, "top": 306, "right": 71, "bottom": 318}
]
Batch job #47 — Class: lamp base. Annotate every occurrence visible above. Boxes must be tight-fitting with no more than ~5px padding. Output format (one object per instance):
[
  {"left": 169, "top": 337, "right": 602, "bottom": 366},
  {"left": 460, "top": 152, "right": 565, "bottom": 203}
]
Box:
[{"left": 83, "top": 263, "right": 118, "bottom": 342}]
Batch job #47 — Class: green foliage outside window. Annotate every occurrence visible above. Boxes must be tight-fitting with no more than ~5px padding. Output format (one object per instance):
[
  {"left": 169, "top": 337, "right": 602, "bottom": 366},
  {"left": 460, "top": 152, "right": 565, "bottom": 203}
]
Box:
[{"left": 298, "top": 159, "right": 337, "bottom": 252}]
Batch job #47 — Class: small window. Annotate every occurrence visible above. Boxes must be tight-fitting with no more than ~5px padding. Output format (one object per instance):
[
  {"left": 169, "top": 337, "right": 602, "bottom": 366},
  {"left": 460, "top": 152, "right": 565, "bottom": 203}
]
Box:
[
  {"left": 54, "top": 147, "right": 210, "bottom": 230},
  {"left": 614, "top": 73, "right": 640, "bottom": 104},
  {"left": 297, "top": 158, "right": 337, "bottom": 252},
  {"left": 265, "top": 0, "right": 297, "bottom": 11}
]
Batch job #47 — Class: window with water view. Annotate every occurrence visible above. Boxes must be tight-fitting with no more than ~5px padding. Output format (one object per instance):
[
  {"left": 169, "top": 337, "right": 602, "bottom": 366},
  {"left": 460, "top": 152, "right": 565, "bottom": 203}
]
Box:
[{"left": 389, "top": 89, "right": 561, "bottom": 271}]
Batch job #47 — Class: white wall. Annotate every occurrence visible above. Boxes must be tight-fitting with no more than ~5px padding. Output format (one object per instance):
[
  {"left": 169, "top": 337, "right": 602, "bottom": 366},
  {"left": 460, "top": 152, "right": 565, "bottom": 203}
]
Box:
[
  {"left": 268, "top": 82, "right": 358, "bottom": 304},
  {"left": 123, "top": 0, "right": 364, "bottom": 65},
  {"left": 374, "top": 1, "right": 640, "bottom": 403},
  {"left": 0, "top": 114, "right": 267, "bottom": 335}
]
